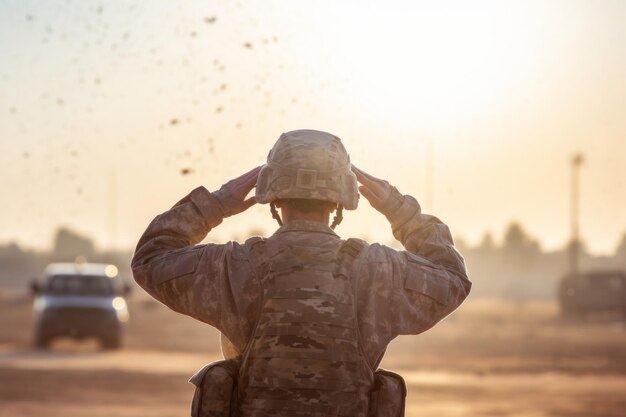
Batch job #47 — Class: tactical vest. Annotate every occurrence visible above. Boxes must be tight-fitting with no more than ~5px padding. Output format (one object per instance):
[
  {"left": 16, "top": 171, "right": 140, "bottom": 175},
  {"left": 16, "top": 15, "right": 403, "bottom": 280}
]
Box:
[{"left": 237, "top": 237, "right": 374, "bottom": 417}]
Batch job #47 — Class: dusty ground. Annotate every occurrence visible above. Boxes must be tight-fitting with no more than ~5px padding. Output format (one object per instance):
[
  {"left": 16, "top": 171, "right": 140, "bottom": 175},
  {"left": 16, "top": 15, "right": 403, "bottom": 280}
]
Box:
[{"left": 1, "top": 292, "right": 625, "bottom": 417}]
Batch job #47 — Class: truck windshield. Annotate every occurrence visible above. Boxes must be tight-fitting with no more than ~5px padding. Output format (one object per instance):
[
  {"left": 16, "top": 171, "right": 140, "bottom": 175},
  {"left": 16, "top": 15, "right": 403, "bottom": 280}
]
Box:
[{"left": 46, "top": 275, "right": 114, "bottom": 296}]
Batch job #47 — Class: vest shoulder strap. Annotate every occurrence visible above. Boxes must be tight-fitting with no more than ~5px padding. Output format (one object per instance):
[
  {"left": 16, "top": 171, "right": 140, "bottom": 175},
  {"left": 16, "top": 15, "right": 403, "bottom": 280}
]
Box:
[
  {"left": 340, "top": 237, "right": 368, "bottom": 259},
  {"left": 244, "top": 236, "right": 265, "bottom": 247},
  {"left": 245, "top": 236, "right": 288, "bottom": 272}
]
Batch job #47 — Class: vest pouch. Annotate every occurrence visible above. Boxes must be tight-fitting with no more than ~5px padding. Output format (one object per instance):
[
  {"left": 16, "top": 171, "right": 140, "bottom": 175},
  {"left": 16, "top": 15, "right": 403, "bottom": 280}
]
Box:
[
  {"left": 368, "top": 369, "right": 407, "bottom": 417},
  {"left": 189, "top": 359, "right": 239, "bottom": 417}
]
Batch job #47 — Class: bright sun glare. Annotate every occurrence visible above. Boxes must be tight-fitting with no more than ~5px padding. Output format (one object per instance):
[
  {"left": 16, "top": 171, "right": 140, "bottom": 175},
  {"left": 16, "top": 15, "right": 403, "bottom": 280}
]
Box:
[{"left": 324, "top": 3, "right": 541, "bottom": 128}]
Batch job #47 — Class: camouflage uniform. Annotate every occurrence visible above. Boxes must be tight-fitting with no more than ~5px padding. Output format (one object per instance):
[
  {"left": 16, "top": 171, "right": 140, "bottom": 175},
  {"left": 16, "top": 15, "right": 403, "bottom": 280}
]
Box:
[{"left": 132, "top": 183, "right": 471, "bottom": 416}]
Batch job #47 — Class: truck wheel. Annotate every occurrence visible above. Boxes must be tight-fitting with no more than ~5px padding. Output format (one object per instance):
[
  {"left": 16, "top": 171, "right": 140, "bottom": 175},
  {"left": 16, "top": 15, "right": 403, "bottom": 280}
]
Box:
[
  {"left": 562, "top": 304, "right": 585, "bottom": 319},
  {"left": 101, "top": 334, "right": 121, "bottom": 350},
  {"left": 34, "top": 332, "right": 51, "bottom": 349}
]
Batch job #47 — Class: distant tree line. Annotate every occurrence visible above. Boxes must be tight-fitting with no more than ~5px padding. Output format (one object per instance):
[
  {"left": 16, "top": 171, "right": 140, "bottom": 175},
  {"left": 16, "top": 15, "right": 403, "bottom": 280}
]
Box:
[
  {"left": 455, "top": 222, "right": 626, "bottom": 299},
  {"left": 0, "top": 227, "right": 133, "bottom": 289},
  {"left": 1, "top": 224, "right": 626, "bottom": 299}
]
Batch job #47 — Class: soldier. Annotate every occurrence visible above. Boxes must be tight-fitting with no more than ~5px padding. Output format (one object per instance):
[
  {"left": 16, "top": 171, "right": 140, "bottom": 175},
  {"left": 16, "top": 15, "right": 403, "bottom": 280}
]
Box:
[{"left": 132, "top": 129, "right": 471, "bottom": 417}]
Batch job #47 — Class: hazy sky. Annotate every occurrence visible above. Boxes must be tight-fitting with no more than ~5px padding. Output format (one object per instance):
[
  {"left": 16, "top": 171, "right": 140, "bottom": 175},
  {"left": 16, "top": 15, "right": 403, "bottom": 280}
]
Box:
[{"left": 1, "top": 0, "right": 625, "bottom": 254}]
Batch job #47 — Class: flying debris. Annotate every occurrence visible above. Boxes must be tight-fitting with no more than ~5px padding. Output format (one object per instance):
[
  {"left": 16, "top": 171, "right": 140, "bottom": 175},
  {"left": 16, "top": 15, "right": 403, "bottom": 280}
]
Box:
[
  {"left": 243, "top": 42, "right": 253, "bottom": 49},
  {"left": 170, "top": 118, "right": 180, "bottom": 126},
  {"left": 204, "top": 16, "right": 217, "bottom": 24},
  {"left": 180, "top": 168, "right": 193, "bottom": 176},
  {"left": 212, "top": 59, "right": 225, "bottom": 71},
  {"left": 212, "top": 83, "right": 228, "bottom": 95}
]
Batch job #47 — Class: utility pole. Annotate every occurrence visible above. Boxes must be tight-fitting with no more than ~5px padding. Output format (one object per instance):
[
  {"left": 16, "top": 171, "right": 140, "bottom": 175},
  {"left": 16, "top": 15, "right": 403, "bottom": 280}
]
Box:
[
  {"left": 569, "top": 153, "right": 584, "bottom": 277},
  {"left": 109, "top": 168, "right": 117, "bottom": 251}
]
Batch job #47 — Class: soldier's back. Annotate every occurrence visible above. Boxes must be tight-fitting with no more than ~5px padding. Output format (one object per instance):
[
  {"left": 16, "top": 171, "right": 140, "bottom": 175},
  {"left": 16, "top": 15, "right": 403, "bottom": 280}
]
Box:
[{"left": 239, "top": 223, "right": 373, "bottom": 416}]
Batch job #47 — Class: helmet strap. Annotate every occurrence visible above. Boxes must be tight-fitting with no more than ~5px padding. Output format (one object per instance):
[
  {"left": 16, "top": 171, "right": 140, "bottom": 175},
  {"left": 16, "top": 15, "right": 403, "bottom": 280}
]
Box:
[
  {"left": 270, "top": 202, "right": 283, "bottom": 226},
  {"left": 271, "top": 201, "right": 343, "bottom": 229},
  {"left": 330, "top": 204, "right": 343, "bottom": 230}
]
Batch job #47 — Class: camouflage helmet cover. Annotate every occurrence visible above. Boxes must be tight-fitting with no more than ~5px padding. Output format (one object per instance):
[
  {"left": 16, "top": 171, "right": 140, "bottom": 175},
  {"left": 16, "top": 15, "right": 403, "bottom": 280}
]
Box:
[{"left": 255, "top": 129, "right": 359, "bottom": 210}]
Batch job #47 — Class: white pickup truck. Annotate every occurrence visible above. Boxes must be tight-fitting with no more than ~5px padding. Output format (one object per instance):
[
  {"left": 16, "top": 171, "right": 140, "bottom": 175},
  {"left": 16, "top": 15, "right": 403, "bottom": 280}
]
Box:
[{"left": 31, "top": 262, "right": 130, "bottom": 349}]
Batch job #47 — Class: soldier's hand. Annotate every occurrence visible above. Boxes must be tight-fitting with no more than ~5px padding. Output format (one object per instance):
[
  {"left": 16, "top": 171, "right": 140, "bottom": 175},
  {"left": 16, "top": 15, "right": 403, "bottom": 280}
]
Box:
[
  {"left": 351, "top": 165, "right": 393, "bottom": 212},
  {"left": 214, "top": 166, "right": 262, "bottom": 217}
]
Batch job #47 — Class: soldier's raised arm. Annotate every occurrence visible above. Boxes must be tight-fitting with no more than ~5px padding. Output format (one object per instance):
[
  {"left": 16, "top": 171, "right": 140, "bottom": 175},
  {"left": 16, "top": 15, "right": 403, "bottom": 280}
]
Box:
[
  {"left": 131, "top": 166, "right": 262, "bottom": 341},
  {"left": 351, "top": 165, "right": 471, "bottom": 364}
]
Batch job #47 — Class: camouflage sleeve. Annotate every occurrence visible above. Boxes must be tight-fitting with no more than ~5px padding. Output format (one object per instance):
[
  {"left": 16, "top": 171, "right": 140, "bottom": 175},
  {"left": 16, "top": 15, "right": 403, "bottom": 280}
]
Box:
[
  {"left": 356, "top": 187, "right": 472, "bottom": 367},
  {"left": 131, "top": 186, "right": 259, "bottom": 350}
]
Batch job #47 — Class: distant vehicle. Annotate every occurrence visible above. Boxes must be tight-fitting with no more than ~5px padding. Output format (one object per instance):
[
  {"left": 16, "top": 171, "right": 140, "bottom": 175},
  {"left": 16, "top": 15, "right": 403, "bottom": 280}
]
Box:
[
  {"left": 558, "top": 270, "right": 626, "bottom": 317},
  {"left": 30, "top": 262, "right": 131, "bottom": 349}
]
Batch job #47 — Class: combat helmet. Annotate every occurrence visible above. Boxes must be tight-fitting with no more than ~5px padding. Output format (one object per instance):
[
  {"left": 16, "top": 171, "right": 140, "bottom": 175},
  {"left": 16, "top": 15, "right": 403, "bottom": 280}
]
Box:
[{"left": 256, "top": 129, "right": 359, "bottom": 228}]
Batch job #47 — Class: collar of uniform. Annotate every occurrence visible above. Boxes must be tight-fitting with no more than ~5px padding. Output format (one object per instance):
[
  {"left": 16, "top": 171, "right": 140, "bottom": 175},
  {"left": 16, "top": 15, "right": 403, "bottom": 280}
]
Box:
[{"left": 274, "top": 220, "right": 338, "bottom": 237}]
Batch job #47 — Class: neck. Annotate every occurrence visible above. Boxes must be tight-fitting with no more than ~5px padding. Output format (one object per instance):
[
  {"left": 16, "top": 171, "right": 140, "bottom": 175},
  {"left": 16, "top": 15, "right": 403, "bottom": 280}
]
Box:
[{"left": 281, "top": 209, "right": 330, "bottom": 225}]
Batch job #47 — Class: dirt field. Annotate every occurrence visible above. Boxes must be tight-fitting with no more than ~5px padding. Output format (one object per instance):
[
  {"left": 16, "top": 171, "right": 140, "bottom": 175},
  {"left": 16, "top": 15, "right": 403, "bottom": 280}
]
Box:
[{"left": 1, "top": 292, "right": 625, "bottom": 417}]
